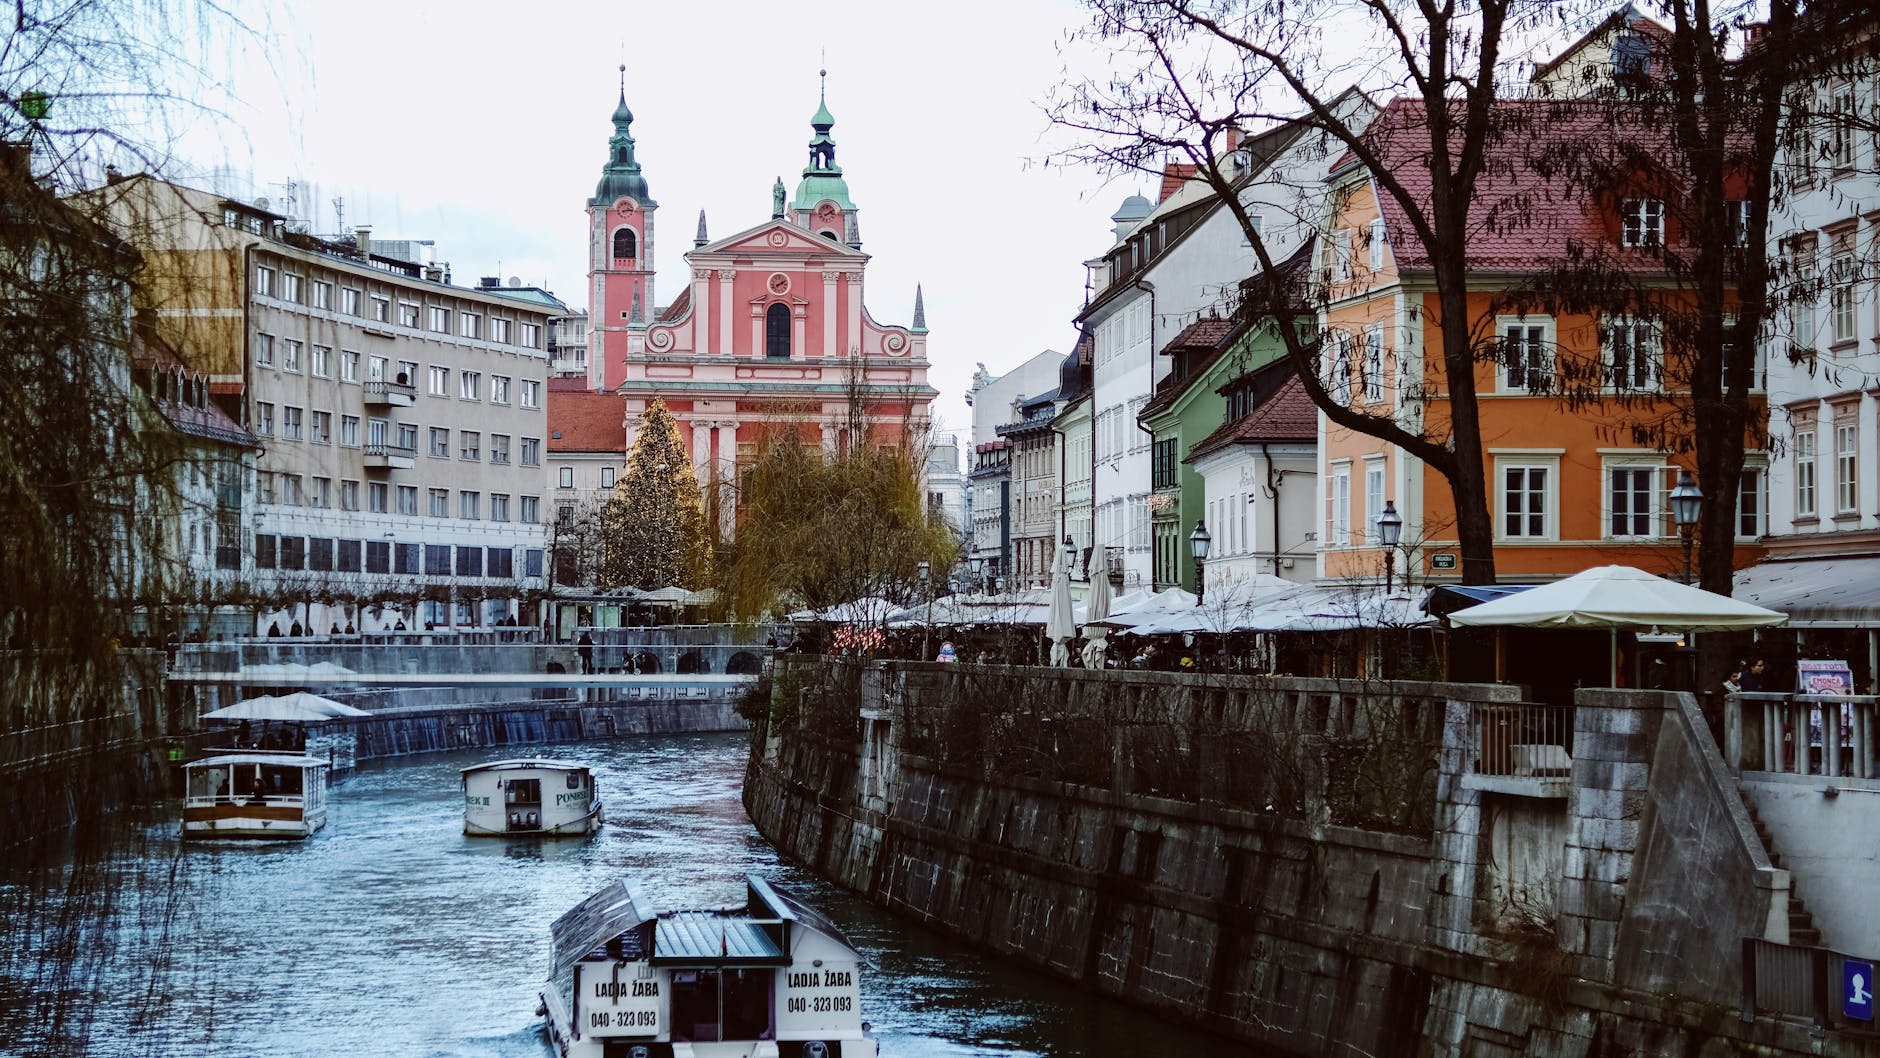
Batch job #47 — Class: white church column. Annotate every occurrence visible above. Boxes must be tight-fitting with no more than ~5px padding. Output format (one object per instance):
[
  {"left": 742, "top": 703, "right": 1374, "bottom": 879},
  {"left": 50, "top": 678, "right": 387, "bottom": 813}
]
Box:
[
  {"left": 691, "top": 420, "right": 712, "bottom": 482},
  {"left": 845, "top": 273, "right": 863, "bottom": 357},
  {"left": 822, "top": 271, "right": 838, "bottom": 358},
  {"left": 821, "top": 423, "right": 838, "bottom": 457},
  {"left": 715, "top": 421, "right": 740, "bottom": 538},
  {"left": 690, "top": 268, "right": 710, "bottom": 344},
  {"left": 718, "top": 268, "right": 736, "bottom": 354},
  {"left": 749, "top": 304, "right": 763, "bottom": 359},
  {"left": 792, "top": 305, "right": 806, "bottom": 362}
]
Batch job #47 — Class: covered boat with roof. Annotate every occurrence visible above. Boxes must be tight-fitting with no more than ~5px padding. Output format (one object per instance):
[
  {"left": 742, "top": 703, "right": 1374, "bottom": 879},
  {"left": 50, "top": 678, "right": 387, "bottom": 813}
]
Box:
[
  {"left": 541, "top": 874, "right": 876, "bottom": 1057},
  {"left": 461, "top": 758, "right": 603, "bottom": 837}
]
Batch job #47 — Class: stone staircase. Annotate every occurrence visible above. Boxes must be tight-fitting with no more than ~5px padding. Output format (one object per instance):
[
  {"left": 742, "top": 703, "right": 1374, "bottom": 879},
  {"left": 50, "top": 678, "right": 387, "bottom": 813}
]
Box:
[{"left": 1741, "top": 793, "right": 1822, "bottom": 947}]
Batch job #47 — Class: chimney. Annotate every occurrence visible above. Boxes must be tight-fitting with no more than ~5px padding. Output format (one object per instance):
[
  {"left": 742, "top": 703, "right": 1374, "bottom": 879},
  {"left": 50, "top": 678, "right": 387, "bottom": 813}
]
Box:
[
  {"left": 104, "top": 164, "right": 125, "bottom": 185},
  {"left": 1224, "top": 126, "right": 1243, "bottom": 153},
  {"left": 422, "top": 262, "right": 446, "bottom": 283},
  {"left": 353, "top": 224, "right": 372, "bottom": 256}
]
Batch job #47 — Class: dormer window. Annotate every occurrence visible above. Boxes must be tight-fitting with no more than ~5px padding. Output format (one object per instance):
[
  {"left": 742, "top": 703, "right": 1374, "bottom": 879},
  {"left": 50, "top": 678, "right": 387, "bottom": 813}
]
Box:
[
  {"left": 1612, "top": 29, "right": 1650, "bottom": 88},
  {"left": 1621, "top": 198, "right": 1663, "bottom": 247}
]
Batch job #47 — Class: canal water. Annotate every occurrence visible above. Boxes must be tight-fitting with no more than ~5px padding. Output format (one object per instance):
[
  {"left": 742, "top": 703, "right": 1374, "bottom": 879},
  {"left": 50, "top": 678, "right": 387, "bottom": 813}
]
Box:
[{"left": 0, "top": 733, "right": 1260, "bottom": 1057}]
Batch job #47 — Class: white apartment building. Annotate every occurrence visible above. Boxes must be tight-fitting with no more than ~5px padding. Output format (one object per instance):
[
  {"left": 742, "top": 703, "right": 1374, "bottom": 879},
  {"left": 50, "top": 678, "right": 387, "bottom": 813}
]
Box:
[
  {"left": 1080, "top": 103, "right": 1361, "bottom": 591},
  {"left": 96, "top": 176, "right": 554, "bottom": 632},
  {"left": 1741, "top": 47, "right": 1880, "bottom": 627}
]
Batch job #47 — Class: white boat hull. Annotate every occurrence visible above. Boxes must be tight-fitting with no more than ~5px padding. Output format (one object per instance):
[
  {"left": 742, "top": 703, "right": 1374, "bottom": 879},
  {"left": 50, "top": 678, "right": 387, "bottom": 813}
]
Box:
[{"left": 464, "top": 802, "right": 602, "bottom": 837}]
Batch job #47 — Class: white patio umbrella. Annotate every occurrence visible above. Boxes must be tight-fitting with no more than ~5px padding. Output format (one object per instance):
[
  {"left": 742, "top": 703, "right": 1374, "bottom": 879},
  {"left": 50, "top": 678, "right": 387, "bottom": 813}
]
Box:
[
  {"left": 1448, "top": 564, "right": 1787, "bottom": 685},
  {"left": 201, "top": 692, "right": 369, "bottom": 722},
  {"left": 1045, "top": 562, "right": 1076, "bottom": 667}
]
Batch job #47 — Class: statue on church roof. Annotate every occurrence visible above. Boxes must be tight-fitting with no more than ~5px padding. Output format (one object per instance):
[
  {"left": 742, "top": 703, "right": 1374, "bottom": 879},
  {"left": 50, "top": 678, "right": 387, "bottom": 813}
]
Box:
[{"left": 772, "top": 177, "right": 786, "bottom": 220}]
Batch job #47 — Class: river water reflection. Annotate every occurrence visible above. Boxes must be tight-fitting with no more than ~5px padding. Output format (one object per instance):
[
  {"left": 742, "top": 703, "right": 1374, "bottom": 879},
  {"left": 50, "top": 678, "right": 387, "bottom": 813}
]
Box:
[{"left": 1, "top": 733, "right": 1259, "bottom": 1057}]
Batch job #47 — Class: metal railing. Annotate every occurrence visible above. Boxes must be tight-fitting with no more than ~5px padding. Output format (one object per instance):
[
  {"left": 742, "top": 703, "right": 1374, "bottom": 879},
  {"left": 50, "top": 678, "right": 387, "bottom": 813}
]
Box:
[
  {"left": 1470, "top": 702, "right": 1574, "bottom": 777},
  {"left": 171, "top": 641, "right": 769, "bottom": 678},
  {"left": 1743, "top": 937, "right": 1878, "bottom": 1030},
  {"left": 1730, "top": 693, "right": 1878, "bottom": 778}
]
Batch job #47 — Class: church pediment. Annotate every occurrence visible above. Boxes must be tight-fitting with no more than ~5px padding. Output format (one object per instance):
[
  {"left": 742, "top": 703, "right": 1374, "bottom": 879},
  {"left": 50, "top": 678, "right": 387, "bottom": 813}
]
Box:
[{"left": 693, "top": 219, "right": 865, "bottom": 260}]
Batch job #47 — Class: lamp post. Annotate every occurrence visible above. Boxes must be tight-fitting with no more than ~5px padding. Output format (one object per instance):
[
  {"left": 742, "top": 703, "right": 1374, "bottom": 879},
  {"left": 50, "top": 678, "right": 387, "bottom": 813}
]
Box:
[
  {"left": 1377, "top": 500, "right": 1404, "bottom": 594},
  {"left": 1063, "top": 534, "right": 1077, "bottom": 576},
  {"left": 1190, "top": 519, "right": 1213, "bottom": 606},
  {"left": 917, "top": 559, "right": 932, "bottom": 661},
  {"left": 1669, "top": 471, "right": 1703, "bottom": 585}
]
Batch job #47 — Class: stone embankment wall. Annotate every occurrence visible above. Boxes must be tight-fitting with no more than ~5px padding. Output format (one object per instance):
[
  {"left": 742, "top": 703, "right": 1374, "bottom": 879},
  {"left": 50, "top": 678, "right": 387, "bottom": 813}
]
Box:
[
  {"left": 341, "top": 697, "right": 744, "bottom": 762},
  {"left": 745, "top": 660, "right": 1880, "bottom": 1058}
]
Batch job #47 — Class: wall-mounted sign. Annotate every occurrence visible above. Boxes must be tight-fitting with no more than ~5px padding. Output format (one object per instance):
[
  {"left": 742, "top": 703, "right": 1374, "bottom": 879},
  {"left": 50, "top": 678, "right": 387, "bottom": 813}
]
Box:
[
  {"left": 1429, "top": 553, "right": 1457, "bottom": 571},
  {"left": 1797, "top": 659, "right": 1855, "bottom": 695}
]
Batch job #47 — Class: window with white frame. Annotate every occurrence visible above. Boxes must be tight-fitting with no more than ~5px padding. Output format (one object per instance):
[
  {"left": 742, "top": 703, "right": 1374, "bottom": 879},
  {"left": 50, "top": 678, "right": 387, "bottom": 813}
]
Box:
[
  {"left": 1368, "top": 217, "right": 1387, "bottom": 270},
  {"left": 254, "top": 265, "right": 274, "bottom": 297},
  {"left": 558, "top": 466, "right": 574, "bottom": 489},
  {"left": 1499, "top": 317, "right": 1553, "bottom": 393},
  {"left": 429, "top": 488, "right": 449, "bottom": 518},
  {"left": 459, "top": 431, "right": 480, "bottom": 461},
  {"left": 342, "top": 288, "right": 361, "bottom": 315},
  {"left": 520, "top": 322, "right": 540, "bottom": 348},
  {"left": 1738, "top": 466, "right": 1766, "bottom": 539},
  {"left": 1330, "top": 465, "right": 1351, "bottom": 546},
  {"left": 367, "top": 355, "right": 386, "bottom": 382},
  {"left": 311, "top": 345, "right": 331, "bottom": 378},
  {"left": 1499, "top": 461, "right": 1554, "bottom": 539},
  {"left": 1796, "top": 424, "right": 1819, "bottom": 517},
  {"left": 281, "top": 339, "right": 302, "bottom": 373},
  {"left": 520, "top": 438, "right": 540, "bottom": 466},
  {"left": 1606, "top": 464, "right": 1660, "bottom": 538},
  {"left": 340, "top": 415, "right": 360, "bottom": 447},
  {"left": 312, "top": 281, "right": 331, "bottom": 309},
  {"left": 254, "top": 332, "right": 274, "bottom": 366},
  {"left": 1789, "top": 236, "right": 1818, "bottom": 352},
  {"left": 428, "top": 306, "right": 450, "bottom": 332},
  {"left": 1604, "top": 316, "right": 1658, "bottom": 390},
  {"left": 397, "top": 423, "right": 417, "bottom": 450},
  {"left": 460, "top": 312, "right": 480, "bottom": 338},
  {"left": 460, "top": 492, "right": 480, "bottom": 520},
  {"left": 601, "top": 466, "right": 616, "bottom": 489},
  {"left": 339, "top": 479, "right": 358, "bottom": 511},
  {"left": 368, "top": 482, "right": 387, "bottom": 513},
  {"left": 428, "top": 366, "right": 449, "bottom": 395},
  {"left": 519, "top": 379, "right": 541, "bottom": 408},
  {"left": 254, "top": 401, "right": 273, "bottom": 436},
  {"left": 371, "top": 295, "right": 390, "bottom": 322},
  {"left": 490, "top": 375, "right": 510, "bottom": 404},
  {"left": 1835, "top": 419, "right": 1859, "bottom": 513},
  {"left": 1830, "top": 82, "right": 1856, "bottom": 167},
  {"left": 1330, "top": 331, "right": 1353, "bottom": 404},
  {"left": 428, "top": 427, "right": 449, "bottom": 457},
  {"left": 1365, "top": 461, "right": 1385, "bottom": 542},
  {"left": 280, "top": 273, "right": 302, "bottom": 303},
  {"left": 460, "top": 371, "right": 482, "bottom": 400},
  {"left": 490, "top": 434, "right": 510, "bottom": 464},
  {"left": 490, "top": 317, "right": 512, "bottom": 344},
  {"left": 340, "top": 350, "right": 359, "bottom": 382},
  {"left": 1622, "top": 198, "right": 1664, "bottom": 247},
  {"left": 1333, "top": 228, "right": 1353, "bottom": 281},
  {"left": 520, "top": 496, "right": 539, "bottom": 523},
  {"left": 399, "top": 301, "right": 420, "bottom": 327},
  {"left": 397, "top": 485, "right": 418, "bottom": 515},
  {"left": 1830, "top": 244, "right": 1856, "bottom": 343},
  {"left": 1364, "top": 324, "right": 1384, "bottom": 403},
  {"left": 1720, "top": 319, "right": 1766, "bottom": 393},
  {"left": 281, "top": 406, "right": 302, "bottom": 440},
  {"left": 491, "top": 494, "right": 510, "bottom": 522},
  {"left": 1728, "top": 200, "right": 1751, "bottom": 248}
]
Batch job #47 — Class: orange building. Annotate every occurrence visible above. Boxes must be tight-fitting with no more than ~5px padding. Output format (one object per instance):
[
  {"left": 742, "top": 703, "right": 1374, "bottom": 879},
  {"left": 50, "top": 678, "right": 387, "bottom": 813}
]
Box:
[{"left": 1316, "top": 100, "right": 1766, "bottom": 586}]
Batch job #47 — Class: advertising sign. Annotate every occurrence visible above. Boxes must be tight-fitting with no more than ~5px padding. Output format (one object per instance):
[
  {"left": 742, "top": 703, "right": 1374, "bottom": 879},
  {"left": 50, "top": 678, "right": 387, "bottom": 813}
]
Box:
[
  {"left": 779, "top": 959, "right": 861, "bottom": 1037},
  {"left": 1797, "top": 659, "right": 1856, "bottom": 696},
  {"left": 580, "top": 960, "right": 661, "bottom": 1037}
]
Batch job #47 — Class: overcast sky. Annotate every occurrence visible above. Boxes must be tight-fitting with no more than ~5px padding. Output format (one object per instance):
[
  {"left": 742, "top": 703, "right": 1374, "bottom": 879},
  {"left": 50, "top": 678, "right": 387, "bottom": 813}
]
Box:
[{"left": 175, "top": 0, "right": 1148, "bottom": 443}]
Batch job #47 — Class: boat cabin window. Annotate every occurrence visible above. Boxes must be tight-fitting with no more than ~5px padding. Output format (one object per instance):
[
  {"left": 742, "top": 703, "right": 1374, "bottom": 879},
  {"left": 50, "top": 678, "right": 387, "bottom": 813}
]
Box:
[
  {"left": 566, "top": 771, "right": 583, "bottom": 790},
  {"left": 504, "top": 778, "right": 541, "bottom": 805},
  {"left": 669, "top": 969, "right": 773, "bottom": 1043}
]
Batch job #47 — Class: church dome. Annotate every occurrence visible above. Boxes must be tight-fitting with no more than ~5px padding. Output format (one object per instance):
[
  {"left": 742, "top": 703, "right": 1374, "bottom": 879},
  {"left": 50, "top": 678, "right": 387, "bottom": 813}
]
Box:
[{"left": 1111, "top": 194, "right": 1153, "bottom": 224}]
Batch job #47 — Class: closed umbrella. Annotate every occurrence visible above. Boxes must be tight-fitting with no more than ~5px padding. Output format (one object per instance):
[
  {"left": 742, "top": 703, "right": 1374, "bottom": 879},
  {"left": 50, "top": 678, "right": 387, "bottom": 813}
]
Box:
[{"left": 1045, "top": 562, "right": 1076, "bottom": 667}]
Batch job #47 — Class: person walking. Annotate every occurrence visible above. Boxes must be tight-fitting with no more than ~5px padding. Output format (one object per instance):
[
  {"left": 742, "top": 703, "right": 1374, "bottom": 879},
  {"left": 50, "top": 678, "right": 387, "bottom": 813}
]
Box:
[{"left": 577, "top": 631, "right": 596, "bottom": 675}]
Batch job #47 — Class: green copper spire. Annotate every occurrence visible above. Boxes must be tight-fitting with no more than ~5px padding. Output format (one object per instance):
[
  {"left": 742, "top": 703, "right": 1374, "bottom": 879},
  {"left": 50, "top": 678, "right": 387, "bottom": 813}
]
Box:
[
  {"left": 793, "top": 67, "right": 855, "bottom": 213},
  {"left": 591, "top": 65, "right": 654, "bottom": 207}
]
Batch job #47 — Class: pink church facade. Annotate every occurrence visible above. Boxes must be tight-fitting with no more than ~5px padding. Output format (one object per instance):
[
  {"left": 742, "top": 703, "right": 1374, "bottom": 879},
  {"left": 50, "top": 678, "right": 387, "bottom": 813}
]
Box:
[{"left": 581, "top": 77, "right": 934, "bottom": 536}]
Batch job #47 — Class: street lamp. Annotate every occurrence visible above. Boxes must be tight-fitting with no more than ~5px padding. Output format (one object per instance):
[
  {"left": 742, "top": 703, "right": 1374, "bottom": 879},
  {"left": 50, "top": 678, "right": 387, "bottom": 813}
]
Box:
[
  {"left": 1377, "top": 500, "right": 1404, "bottom": 594},
  {"left": 1062, "top": 534, "right": 1077, "bottom": 575},
  {"left": 1669, "top": 471, "right": 1703, "bottom": 584},
  {"left": 917, "top": 559, "right": 932, "bottom": 661},
  {"left": 1189, "top": 519, "right": 1213, "bottom": 606}
]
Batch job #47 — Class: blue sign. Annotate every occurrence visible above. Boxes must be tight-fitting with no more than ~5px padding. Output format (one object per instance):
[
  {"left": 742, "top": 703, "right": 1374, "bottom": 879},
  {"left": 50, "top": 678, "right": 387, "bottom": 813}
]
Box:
[{"left": 1846, "top": 960, "right": 1875, "bottom": 1022}]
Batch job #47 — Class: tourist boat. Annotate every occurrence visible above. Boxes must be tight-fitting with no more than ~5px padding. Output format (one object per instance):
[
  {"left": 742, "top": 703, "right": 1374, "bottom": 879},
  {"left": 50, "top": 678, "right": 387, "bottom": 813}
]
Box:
[
  {"left": 181, "top": 751, "right": 330, "bottom": 840},
  {"left": 461, "top": 758, "right": 603, "bottom": 837},
  {"left": 541, "top": 875, "right": 877, "bottom": 1058}
]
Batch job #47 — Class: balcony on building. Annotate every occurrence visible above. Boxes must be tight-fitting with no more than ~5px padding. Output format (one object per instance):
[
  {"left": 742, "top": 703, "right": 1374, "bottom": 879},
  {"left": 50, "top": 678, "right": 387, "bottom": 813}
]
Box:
[
  {"left": 363, "top": 441, "right": 417, "bottom": 471},
  {"left": 364, "top": 377, "right": 417, "bottom": 407}
]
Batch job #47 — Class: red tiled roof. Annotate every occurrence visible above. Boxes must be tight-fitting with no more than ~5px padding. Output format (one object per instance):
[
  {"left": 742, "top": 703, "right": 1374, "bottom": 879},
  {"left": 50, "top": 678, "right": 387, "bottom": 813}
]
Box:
[
  {"left": 1141, "top": 316, "right": 1244, "bottom": 420},
  {"left": 1188, "top": 373, "right": 1317, "bottom": 463},
  {"left": 1344, "top": 97, "right": 1701, "bottom": 274},
  {"left": 657, "top": 286, "right": 690, "bottom": 323},
  {"left": 133, "top": 331, "right": 253, "bottom": 448},
  {"left": 547, "top": 387, "right": 627, "bottom": 453},
  {"left": 1159, "top": 162, "right": 1199, "bottom": 203}
]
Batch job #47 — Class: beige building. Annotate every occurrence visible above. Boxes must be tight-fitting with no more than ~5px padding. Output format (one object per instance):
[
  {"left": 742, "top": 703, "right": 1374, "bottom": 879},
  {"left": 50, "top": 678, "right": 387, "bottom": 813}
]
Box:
[{"left": 91, "top": 176, "right": 553, "bottom": 631}]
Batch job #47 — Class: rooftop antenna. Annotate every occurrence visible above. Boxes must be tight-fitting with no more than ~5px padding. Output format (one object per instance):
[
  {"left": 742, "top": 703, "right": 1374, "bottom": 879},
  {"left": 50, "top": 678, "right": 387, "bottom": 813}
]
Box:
[{"left": 332, "top": 196, "right": 345, "bottom": 235}]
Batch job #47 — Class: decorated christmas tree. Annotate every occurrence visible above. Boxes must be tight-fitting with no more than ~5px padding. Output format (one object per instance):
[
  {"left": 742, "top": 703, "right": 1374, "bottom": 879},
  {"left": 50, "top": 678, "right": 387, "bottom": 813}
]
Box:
[{"left": 600, "top": 398, "right": 714, "bottom": 590}]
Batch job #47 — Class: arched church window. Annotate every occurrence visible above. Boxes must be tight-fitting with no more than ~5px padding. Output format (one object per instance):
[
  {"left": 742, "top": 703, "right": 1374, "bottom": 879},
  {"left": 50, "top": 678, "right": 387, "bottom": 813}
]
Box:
[
  {"left": 819, "top": 230, "right": 840, "bottom": 241},
  {"left": 613, "top": 228, "right": 637, "bottom": 260},
  {"left": 765, "top": 303, "right": 791, "bottom": 359}
]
